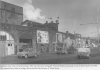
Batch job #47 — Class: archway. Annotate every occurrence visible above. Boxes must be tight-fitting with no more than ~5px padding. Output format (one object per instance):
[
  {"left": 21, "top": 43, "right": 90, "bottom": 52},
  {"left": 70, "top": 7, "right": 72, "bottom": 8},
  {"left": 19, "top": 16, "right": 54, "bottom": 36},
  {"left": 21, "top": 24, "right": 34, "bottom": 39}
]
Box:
[
  {"left": 18, "top": 32, "right": 33, "bottom": 52},
  {"left": 0, "top": 31, "right": 15, "bottom": 56}
]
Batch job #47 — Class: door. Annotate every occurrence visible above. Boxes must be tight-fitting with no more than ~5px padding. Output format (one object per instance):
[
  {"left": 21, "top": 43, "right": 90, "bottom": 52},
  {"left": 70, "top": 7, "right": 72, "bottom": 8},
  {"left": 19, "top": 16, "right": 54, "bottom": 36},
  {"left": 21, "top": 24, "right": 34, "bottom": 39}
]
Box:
[{"left": 6, "top": 41, "right": 14, "bottom": 55}]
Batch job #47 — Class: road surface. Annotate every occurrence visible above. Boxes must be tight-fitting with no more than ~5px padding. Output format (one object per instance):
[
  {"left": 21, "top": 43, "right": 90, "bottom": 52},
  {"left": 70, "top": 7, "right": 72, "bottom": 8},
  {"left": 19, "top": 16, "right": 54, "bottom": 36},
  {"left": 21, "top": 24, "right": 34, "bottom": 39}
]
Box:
[{"left": 1, "top": 50, "right": 100, "bottom": 64}]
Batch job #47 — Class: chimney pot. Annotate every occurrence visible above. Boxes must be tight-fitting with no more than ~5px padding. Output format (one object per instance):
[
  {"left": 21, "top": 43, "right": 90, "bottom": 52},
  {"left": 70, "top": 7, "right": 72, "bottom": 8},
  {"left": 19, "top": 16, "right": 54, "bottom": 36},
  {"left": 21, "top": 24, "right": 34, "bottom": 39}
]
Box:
[{"left": 46, "top": 21, "right": 48, "bottom": 23}]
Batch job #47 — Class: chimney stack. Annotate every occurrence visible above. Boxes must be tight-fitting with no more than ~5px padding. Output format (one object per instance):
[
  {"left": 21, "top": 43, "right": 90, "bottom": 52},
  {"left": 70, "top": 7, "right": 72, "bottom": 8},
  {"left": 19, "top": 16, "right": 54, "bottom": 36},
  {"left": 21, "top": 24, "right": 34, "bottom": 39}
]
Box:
[
  {"left": 46, "top": 21, "right": 48, "bottom": 23},
  {"left": 66, "top": 31, "right": 69, "bottom": 34},
  {"left": 56, "top": 17, "right": 59, "bottom": 24}
]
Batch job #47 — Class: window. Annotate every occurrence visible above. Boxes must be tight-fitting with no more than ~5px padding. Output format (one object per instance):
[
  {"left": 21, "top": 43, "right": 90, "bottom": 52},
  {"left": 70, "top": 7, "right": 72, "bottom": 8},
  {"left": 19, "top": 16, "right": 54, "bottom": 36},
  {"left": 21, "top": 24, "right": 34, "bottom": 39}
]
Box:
[
  {"left": 10, "top": 44, "right": 12, "bottom": 46},
  {"left": 0, "top": 35, "right": 6, "bottom": 41}
]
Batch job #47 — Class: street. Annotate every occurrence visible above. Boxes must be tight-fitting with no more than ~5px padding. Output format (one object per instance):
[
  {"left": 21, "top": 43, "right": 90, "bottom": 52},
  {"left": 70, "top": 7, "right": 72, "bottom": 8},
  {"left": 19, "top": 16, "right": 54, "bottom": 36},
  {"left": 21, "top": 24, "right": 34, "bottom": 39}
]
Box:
[
  {"left": 1, "top": 48, "right": 100, "bottom": 64},
  {"left": 1, "top": 0, "right": 100, "bottom": 68}
]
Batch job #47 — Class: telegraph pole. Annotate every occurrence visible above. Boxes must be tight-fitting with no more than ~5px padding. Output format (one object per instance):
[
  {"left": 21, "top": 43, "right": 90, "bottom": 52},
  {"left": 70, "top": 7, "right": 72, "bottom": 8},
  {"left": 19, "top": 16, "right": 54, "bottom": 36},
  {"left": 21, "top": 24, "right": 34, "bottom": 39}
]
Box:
[
  {"left": 97, "top": 16, "right": 99, "bottom": 46},
  {"left": 0, "top": 0, "right": 1, "bottom": 21},
  {"left": 0, "top": 0, "right": 1, "bottom": 8},
  {"left": 0, "top": 0, "right": 1, "bottom": 29},
  {"left": 96, "top": 0, "right": 100, "bottom": 51},
  {"left": 96, "top": 0, "right": 100, "bottom": 45}
]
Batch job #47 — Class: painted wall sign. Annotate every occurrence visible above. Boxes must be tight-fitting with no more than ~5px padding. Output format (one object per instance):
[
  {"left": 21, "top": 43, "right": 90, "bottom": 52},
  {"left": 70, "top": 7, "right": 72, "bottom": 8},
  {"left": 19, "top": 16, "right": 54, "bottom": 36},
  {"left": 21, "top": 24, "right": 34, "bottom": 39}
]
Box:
[
  {"left": 56, "top": 33, "right": 63, "bottom": 43},
  {"left": 37, "top": 30, "right": 49, "bottom": 43}
]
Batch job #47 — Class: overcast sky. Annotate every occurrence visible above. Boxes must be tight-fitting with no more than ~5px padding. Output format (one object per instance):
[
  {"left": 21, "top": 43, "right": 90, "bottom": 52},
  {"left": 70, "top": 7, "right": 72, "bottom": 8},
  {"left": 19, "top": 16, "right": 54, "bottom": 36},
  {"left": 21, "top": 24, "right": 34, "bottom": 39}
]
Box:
[{"left": 1, "top": 0, "right": 100, "bottom": 37}]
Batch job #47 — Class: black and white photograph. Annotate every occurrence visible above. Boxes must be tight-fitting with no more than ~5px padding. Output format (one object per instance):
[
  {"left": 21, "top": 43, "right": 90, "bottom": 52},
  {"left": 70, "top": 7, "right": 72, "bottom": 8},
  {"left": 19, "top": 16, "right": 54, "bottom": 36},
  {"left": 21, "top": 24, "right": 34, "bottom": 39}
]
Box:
[{"left": 0, "top": 0, "right": 100, "bottom": 66}]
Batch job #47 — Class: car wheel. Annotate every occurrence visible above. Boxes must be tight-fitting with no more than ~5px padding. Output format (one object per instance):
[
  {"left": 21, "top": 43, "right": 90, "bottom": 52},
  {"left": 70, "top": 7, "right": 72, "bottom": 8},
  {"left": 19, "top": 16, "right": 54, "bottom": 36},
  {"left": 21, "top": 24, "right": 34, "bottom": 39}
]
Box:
[
  {"left": 34, "top": 54, "right": 37, "bottom": 57},
  {"left": 78, "top": 55, "right": 81, "bottom": 59},
  {"left": 65, "top": 52, "right": 67, "bottom": 54},
  {"left": 18, "top": 56, "right": 20, "bottom": 58},
  {"left": 88, "top": 56, "right": 90, "bottom": 59},
  {"left": 24, "top": 54, "right": 28, "bottom": 58},
  {"left": 57, "top": 52, "right": 59, "bottom": 54},
  {"left": 87, "top": 54, "right": 90, "bottom": 59}
]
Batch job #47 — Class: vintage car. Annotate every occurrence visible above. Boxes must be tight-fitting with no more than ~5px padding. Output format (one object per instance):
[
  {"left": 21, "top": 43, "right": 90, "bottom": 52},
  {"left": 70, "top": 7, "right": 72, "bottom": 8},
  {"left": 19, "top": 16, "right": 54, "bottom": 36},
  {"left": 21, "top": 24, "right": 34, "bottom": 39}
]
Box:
[
  {"left": 55, "top": 43, "right": 68, "bottom": 54},
  {"left": 56, "top": 47, "right": 67, "bottom": 54},
  {"left": 17, "top": 48, "right": 38, "bottom": 58},
  {"left": 77, "top": 45, "right": 91, "bottom": 59}
]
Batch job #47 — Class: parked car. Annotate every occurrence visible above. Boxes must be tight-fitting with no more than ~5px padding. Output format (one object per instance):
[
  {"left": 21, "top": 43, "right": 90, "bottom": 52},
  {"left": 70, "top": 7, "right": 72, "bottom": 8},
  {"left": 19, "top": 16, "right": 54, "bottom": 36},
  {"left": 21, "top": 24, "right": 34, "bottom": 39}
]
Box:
[
  {"left": 55, "top": 43, "right": 68, "bottom": 54},
  {"left": 17, "top": 48, "right": 38, "bottom": 58},
  {"left": 67, "top": 45, "right": 76, "bottom": 54},
  {"left": 56, "top": 47, "right": 67, "bottom": 54},
  {"left": 77, "top": 45, "right": 91, "bottom": 59}
]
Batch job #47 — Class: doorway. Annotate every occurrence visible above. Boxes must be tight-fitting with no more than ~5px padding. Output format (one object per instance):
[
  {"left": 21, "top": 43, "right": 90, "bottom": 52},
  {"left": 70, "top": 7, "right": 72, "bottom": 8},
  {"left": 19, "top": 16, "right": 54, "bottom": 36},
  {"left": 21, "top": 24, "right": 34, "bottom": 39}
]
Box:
[
  {"left": 18, "top": 33, "right": 33, "bottom": 52},
  {"left": 19, "top": 39, "right": 32, "bottom": 48}
]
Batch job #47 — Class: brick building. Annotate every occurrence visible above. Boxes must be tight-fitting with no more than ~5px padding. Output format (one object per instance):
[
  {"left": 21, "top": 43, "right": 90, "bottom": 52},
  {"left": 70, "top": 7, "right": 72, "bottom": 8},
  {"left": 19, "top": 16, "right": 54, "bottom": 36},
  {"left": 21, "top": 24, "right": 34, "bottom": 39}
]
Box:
[{"left": 0, "top": 1, "right": 75, "bottom": 56}]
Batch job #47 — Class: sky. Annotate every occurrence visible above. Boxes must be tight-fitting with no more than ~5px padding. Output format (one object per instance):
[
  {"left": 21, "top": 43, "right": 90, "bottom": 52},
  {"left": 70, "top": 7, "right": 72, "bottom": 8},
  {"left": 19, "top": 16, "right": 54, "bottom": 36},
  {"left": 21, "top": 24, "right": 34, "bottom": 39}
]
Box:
[{"left": 1, "top": 0, "right": 100, "bottom": 37}]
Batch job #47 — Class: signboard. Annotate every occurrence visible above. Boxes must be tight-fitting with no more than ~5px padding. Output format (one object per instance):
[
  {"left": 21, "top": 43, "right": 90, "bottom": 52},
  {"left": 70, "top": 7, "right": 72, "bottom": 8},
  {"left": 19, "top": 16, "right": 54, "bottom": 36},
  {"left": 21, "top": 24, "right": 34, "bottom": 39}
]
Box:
[
  {"left": 37, "top": 30, "right": 49, "bottom": 43},
  {"left": 56, "top": 33, "right": 63, "bottom": 43}
]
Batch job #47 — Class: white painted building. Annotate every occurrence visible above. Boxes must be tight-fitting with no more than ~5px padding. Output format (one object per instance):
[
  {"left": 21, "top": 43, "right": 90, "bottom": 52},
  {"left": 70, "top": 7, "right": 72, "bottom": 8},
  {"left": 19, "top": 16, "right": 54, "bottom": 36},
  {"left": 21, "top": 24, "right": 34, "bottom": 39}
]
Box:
[{"left": 0, "top": 31, "right": 15, "bottom": 56}]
